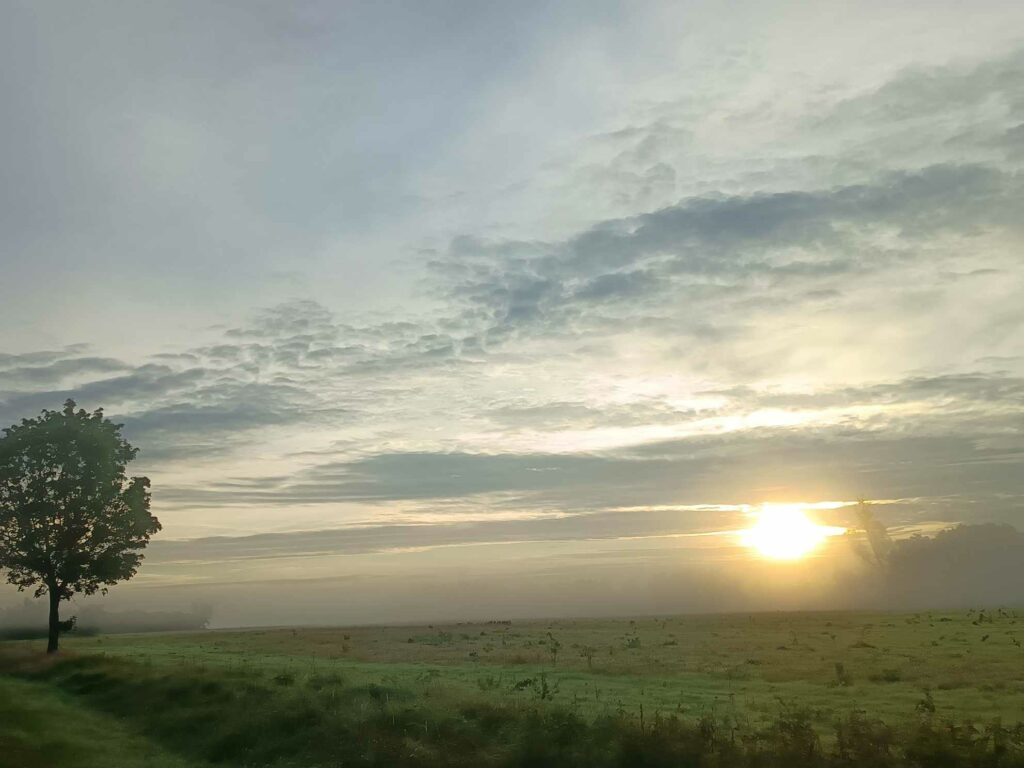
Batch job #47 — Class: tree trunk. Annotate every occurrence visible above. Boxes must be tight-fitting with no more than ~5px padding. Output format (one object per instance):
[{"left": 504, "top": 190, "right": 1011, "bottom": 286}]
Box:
[{"left": 46, "top": 587, "right": 60, "bottom": 654}]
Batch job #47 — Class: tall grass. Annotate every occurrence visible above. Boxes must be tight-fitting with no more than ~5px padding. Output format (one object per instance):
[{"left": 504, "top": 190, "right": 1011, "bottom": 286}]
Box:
[{"left": 3, "top": 651, "right": 1023, "bottom": 767}]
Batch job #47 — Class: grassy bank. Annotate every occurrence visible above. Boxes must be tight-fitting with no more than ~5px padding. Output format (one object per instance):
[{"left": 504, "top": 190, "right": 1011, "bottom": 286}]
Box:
[
  {"left": 48, "top": 610, "right": 1024, "bottom": 725},
  {"left": 2, "top": 610, "right": 1023, "bottom": 767},
  {"left": 2, "top": 648, "right": 1023, "bottom": 768},
  {"left": 0, "top": 674, "right": 193, "bottom": 768}
]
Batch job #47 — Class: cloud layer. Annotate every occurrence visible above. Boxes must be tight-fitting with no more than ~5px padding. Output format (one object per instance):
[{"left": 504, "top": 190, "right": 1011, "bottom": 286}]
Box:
[{"left": 1, "top": 3, "right": 1023, "bottom": 619}]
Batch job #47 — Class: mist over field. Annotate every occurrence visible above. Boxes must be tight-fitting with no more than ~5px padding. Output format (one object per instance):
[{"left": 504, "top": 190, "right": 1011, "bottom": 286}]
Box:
[{"left": 3, "top": 521, "right": 1023, "bottom": 630}]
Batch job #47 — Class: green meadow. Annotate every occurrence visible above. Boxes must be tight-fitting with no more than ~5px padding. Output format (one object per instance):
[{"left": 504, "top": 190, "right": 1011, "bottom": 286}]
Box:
[{"left": 3, "top": 610, "right": 1024, "bottom": 767}]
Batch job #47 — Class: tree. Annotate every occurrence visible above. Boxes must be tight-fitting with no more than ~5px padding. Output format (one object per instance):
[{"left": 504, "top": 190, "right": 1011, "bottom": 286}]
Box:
[
  {"left": 0, "top": 400, "right": 159, "bottom": 653},
  {"left": 852, "top": 498, "right": 892, "bottom": 568}
]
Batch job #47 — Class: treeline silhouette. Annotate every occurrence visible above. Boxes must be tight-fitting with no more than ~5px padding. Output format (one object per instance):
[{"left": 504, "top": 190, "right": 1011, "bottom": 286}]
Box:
[{"left": 845, "top": 519, "right": 1024, "bottom": 609}]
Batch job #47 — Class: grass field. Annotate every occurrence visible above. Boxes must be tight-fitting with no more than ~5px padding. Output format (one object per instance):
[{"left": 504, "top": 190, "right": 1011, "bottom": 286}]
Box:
[{"left": 2, "top": 610, "right": 1023, "bottom": 766}]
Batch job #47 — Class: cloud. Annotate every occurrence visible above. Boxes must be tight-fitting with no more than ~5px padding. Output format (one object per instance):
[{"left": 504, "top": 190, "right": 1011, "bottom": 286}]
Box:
[
  {"left": 436, "top": 164, "right": 1024, "bottom": 346},
  {"left": 707, "top": 372, "right": 1024, "bottom": 412},
  {"left": 145, "top": 507, "right": 745, "bottom": 565},
  {"left": 0, "top": 313, "right": 357, "bottom": 462},
  {"left": 2, "top": 15, "right": 1024, "bottom": 610},
  {"left": 818, "top": 47, "right": 1024, "bottom": 139},
  {"left": 32, "top": 521, "right": 1024, "bottom": 627},
  {"left": 0, "top": 356, "right": 129, "bottom": 388},
  {"left": 151, "top": 417, "right": 1023, "bottom": 534}
]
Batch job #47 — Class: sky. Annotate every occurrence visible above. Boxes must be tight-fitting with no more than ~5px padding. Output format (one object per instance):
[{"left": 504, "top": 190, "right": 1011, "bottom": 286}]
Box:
[{"left": 1, "top": 1, "right": 1023, "bottom": 625}]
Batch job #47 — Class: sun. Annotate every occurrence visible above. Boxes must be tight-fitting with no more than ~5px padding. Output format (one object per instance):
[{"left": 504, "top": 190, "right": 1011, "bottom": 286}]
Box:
[{"left": 739, "top": 504, "right": 847, "bottom": 560}]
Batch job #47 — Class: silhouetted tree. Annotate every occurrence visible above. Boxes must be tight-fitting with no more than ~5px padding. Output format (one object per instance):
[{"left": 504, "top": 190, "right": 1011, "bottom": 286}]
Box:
[
  {"left": 0, "top": 400, "right": 159, "bottom": 653},
  {"left": 886, "top": 523, "right": 1024, "bottom": 608},
  {"left": 853, "top": 499, "right": 893, "bottom": 567}
]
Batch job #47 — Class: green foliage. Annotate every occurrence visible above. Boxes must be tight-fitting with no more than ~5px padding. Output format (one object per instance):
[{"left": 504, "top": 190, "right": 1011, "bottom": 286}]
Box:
[
  {"left": 871, "top": 668, "right": 904, "bottom": 684},
  {"left": 5, "top": 609, "right": 1024, "bottom": 765},
  {"left": 579, "top": 645, "right": 597, "bottom": 669},
  {"left": 0, "top": 675, "right": 190, "bottom": 768},
  {"left": 2, "top": 651, "right": 1024, "bottom": 768},
  {"left": 271, "top": 670, "right": 296, "bottom": 686},
  {"left": 0, "top": 400, "right": 159, "bottom": 599},
  {"left": 831, "top": 662, "right": 853, "bottom": 687},
  {"left": 0, "top": 401, "right": 159, "bottom": 650},
  {"left": 40, "top": 609, "right": 1024, "bottom": 726}
]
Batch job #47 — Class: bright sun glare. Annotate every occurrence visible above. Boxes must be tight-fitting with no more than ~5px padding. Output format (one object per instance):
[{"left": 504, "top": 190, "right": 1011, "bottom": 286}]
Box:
[{"left": 740, "top": 504, "right": 847, "bottom": 560}]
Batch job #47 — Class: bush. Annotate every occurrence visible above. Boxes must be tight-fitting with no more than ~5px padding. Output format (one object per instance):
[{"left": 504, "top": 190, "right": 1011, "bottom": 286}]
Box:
[{"left": 869, "top": 668, "right": 903, "bottom": 684}]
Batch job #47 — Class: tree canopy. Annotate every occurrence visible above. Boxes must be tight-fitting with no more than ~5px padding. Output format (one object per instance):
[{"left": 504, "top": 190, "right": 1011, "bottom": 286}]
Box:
[{"left": 0, "top": 400, "right": 159, "bottom": 651}]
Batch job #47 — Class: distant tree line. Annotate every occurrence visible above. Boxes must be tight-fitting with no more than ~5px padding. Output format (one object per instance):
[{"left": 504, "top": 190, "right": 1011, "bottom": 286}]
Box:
[{"left": 849, "top": 501, "right": 1024, "bottom": 609}]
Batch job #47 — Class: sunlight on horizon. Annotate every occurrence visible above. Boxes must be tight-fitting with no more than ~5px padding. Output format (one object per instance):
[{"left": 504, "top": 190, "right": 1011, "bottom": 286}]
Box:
[{"left": 739, "top": 503, "right": 848, "bottom": 561}]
